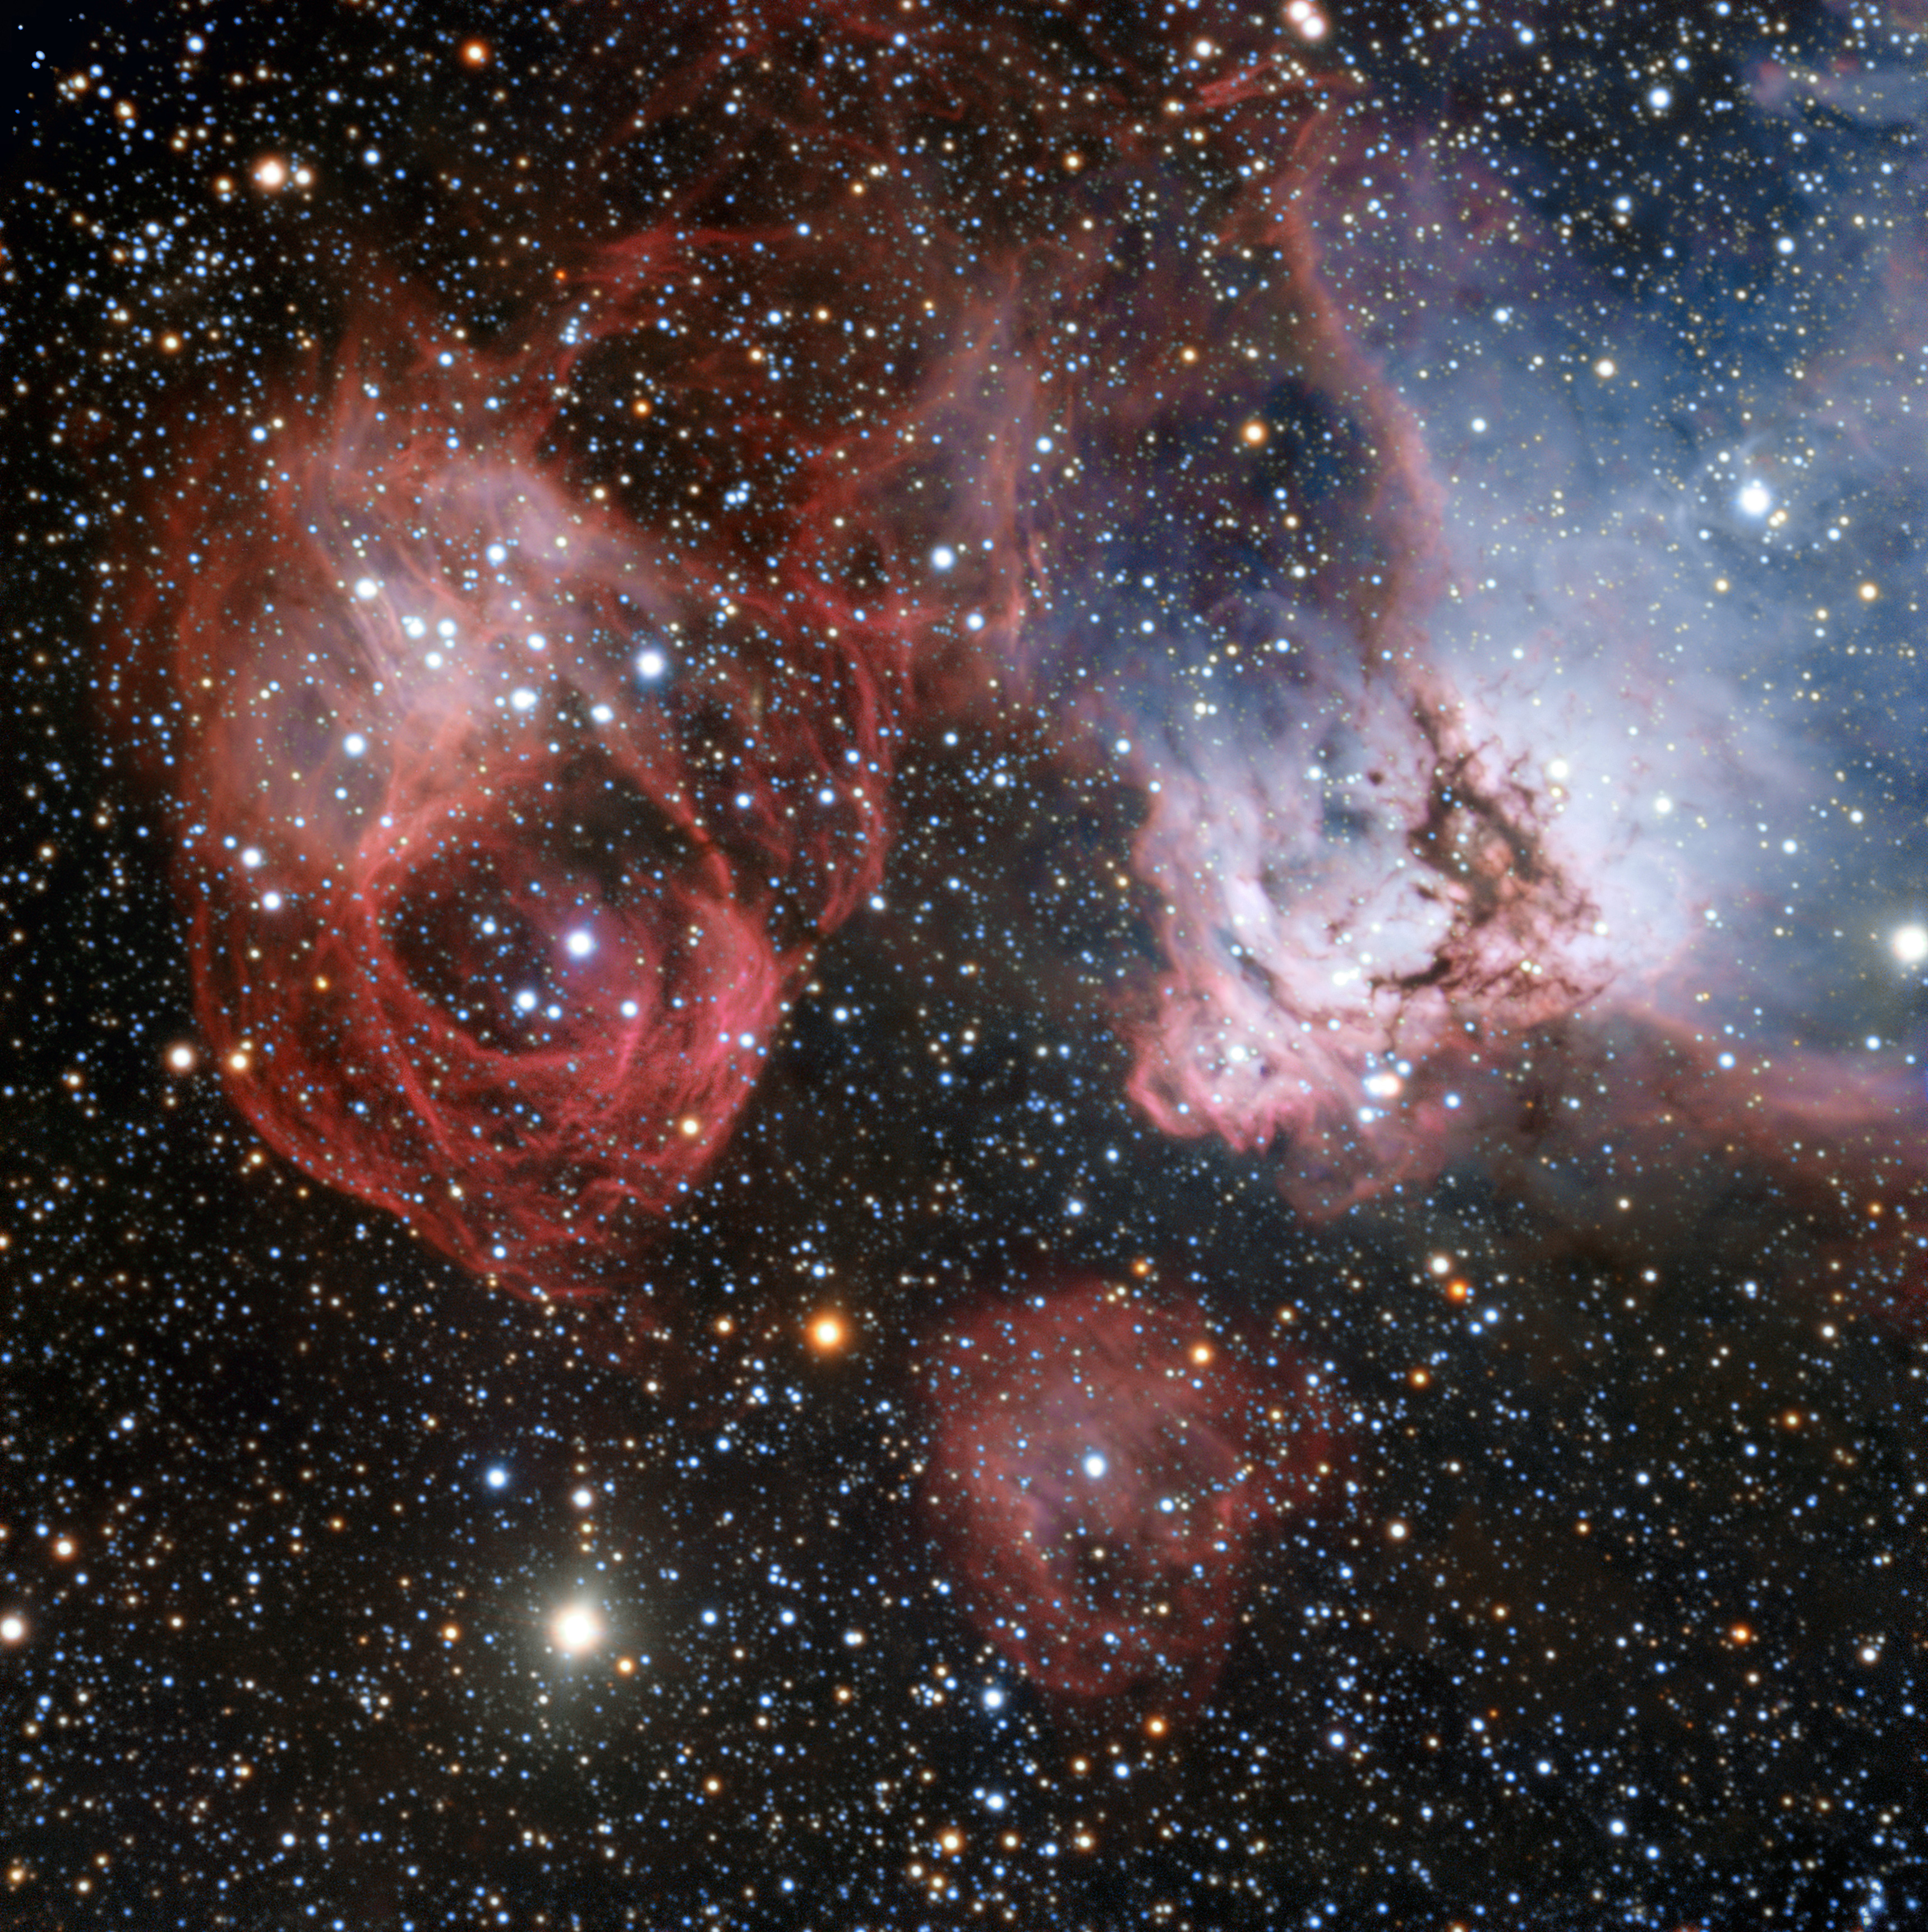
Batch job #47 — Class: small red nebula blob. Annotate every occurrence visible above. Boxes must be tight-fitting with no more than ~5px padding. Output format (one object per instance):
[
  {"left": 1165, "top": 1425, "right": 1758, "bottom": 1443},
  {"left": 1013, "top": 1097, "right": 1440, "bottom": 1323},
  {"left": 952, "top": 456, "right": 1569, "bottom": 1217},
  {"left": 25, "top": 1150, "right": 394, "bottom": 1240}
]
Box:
[{"left": 921, "top": 1274, "right": 1338, "bottom": 1703}]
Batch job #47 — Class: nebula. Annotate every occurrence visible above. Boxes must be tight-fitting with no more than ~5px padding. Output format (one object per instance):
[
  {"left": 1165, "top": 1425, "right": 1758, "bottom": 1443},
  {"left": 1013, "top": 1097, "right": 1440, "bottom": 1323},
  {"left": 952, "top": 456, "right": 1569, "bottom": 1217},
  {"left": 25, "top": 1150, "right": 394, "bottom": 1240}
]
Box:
[
  {"left": 920, "top": 1273, "right": 1337, "bottom": 1703},
  {"left": 100, "top": 0, "right": 1392, "bottom": 1290},
  {"left": 107, "top": 277, "right": 904, "bottom": 1297},
  {"left": 1031, "top": 137, "right": 1699, "bottom": 1211},
  {"left": 104, "top": 0, "right": 1921, "bottom": 1291},
  {"left": 1046, "top": 105, "right": 1924, "bottom": 1221},
  {"left": 28, "top": 0, "right": 1928, "bottom": 1916}
]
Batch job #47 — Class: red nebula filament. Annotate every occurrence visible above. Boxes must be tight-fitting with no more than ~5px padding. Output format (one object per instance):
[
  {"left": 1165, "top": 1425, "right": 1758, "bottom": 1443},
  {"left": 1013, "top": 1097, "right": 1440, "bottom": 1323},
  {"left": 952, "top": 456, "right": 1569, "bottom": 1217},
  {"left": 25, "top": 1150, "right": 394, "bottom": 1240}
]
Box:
[{"left": 922, "top": 1276, "right": 1336, "bottom": 1702}]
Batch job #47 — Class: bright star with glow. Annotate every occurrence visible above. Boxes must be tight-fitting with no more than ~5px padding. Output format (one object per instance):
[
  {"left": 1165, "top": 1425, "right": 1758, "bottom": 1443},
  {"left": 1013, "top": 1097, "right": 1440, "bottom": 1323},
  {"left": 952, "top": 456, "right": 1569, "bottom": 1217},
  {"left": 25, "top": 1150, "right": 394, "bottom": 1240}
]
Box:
[{"left": 552, "top": 1604, "right": 603, "bottom": 1654}]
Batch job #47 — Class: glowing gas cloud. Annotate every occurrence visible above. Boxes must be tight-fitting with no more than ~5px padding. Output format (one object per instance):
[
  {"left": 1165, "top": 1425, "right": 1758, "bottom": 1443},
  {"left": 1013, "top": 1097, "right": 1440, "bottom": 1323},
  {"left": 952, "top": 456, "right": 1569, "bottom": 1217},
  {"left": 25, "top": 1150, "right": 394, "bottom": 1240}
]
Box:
[
  {"left": 107, "top": 0, "right": 1922, "bottom": 1290},
  {"left": 922, "top": 1273, "right": 1336, "bottom": 1702},
  {"left": 110, "top": 278, "right": 906, "bottom": 1297}
]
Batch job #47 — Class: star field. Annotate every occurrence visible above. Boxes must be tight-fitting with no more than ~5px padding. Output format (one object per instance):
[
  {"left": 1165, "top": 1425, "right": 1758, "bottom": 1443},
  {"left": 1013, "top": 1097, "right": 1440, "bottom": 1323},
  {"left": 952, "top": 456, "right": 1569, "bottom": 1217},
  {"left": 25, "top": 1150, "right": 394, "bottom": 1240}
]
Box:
[{"left": 5, "top": 2, "right": 1928, "bottom": 1928}]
